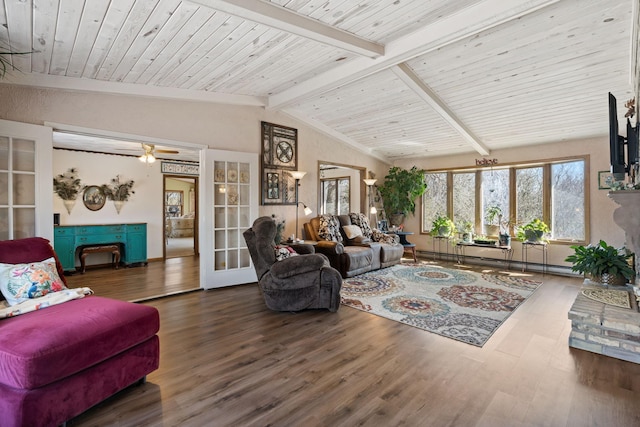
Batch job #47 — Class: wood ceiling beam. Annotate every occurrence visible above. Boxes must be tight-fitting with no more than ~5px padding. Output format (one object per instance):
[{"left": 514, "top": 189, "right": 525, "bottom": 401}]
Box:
[
  {"left": 392, "top": 64, "right": 490, "bottom": 156},
  {"left": 189, "top": 0, "right": 384, "bottom": 58},
  {"left": 267, "top": 0, "right": 561, "bottom": 109}
]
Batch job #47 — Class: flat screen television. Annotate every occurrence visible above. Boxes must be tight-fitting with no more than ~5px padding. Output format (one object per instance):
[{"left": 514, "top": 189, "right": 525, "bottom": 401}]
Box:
[{"left": 609, "top": 92, "right": 626, "bottom": 180}]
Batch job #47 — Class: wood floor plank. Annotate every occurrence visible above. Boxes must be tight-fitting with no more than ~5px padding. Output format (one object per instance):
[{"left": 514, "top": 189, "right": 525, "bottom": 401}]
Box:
[{"left": 65, "top": 259, "right": 640, "bottom": 426}]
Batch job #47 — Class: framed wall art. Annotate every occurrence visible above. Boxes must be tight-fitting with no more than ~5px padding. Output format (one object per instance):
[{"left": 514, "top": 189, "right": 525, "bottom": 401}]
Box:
[
  {"left": 261, "top": 122, "right": 299, "bottom": 205},
  {"left": 598, "top": 170, "right": 614, "bottom": 190},
  {"left": 82, "top": 185, "right": 106, "bottom": 211},
  {"left": 261, "top": 168, "right": 297, "bottom": 205}
]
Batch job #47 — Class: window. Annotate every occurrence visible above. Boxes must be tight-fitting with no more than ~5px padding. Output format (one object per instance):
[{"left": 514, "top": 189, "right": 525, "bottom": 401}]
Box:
[
  {"left": 515, "top": 167, "right": 543, "bottom": 226},
  {"left": 422, "top": 158, "right": 587, "bottom": 242},
  {"left": 321, "top": 177, "right": 350, "bottom": 215},
  {"left": 452, "top": 172, "right": 475, "bottom": 229},
  {"left": 422, "top": 172, "right": 447, "bottom": 232},
  {"left": 551, "top": 161, "right": 585, "bottom": 240},
  {"left": 481, "top": 169, "right": 510, "bottom": 226}
]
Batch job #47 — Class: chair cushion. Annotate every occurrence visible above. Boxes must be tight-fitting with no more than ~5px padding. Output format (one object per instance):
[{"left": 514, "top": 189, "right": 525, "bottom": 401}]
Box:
[{"left": 0, "top": 296, "right": 159, "bottom": 390}]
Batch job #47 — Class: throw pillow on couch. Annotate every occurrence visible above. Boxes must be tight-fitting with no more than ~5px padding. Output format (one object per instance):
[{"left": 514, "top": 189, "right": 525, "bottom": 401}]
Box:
[{"left": 0, "top": 257, "right": 68, "bottom": 306}]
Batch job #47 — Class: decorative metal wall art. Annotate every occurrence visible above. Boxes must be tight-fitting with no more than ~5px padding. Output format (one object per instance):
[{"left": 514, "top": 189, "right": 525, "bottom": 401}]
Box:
[{"left": 261, "top": 122, "right": 298, "bottom": 205}]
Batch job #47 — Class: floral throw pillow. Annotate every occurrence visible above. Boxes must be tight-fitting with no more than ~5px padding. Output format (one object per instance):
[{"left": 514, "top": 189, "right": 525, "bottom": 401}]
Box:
[
  {"left": 274, "top": 246, "right": 299, "bottom": 261},
  {"left": 348, "top": 213, "right": 373, "bottom": 238},
  {"left": 318, "top": 215, "right": 343, "bottom": 243},
  {"left": 0, "top": 257, "right": 68, "bottom": 306},
  {"left": 372, "top": 229, "right": 400, "bottom": 245}
]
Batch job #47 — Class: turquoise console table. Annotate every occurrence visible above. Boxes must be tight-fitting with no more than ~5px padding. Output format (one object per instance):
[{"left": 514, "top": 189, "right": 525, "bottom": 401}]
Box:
[{"left": 54, "top": 223, "right": 147, "bottom": 272}]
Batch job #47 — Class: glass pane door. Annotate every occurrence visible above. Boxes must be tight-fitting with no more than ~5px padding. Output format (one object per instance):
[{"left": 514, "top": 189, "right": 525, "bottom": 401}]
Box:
[
  {"left": 0, "top": 120, "right": 53, "bottom": 241},
  {"left": 201, "top": 149, "right": 258, "bottom": 288}
]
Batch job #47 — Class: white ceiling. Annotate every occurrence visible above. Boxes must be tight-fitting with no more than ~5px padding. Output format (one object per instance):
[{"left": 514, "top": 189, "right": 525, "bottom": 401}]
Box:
[{"left": 2, "top": 0, "right": 639, "bottom": 162}]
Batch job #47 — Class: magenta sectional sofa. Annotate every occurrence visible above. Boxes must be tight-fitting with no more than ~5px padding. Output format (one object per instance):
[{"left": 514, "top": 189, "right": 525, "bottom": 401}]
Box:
[{"left": 0, "top": 237, "right": 160, "bottom": 427}]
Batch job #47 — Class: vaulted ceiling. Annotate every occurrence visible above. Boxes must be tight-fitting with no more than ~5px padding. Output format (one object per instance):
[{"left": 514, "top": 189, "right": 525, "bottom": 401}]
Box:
[{"left": 2, "top": 0, "right": 639, "bottom": 162}]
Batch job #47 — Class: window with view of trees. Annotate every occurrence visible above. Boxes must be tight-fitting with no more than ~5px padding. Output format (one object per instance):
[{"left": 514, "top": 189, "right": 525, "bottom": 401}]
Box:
[
  {"left": 421, "top": 158, "right": 587, "bottom": 242},
  {"left": 453, "top": 172, "right": 475, "bottom": 229},
  {"left": 321, "top": 177, "right": 350, "bottom": 215},
  {"left": 422, "top": 172, "right": 447, "bottom": 231}
]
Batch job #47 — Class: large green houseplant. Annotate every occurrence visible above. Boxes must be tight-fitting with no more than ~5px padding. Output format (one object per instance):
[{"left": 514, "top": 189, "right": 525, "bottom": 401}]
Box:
[
  {"left": 377, "top": 166, "right": 427, "bottom": 226},
  {"left": 564, "top": 240, "right": 635, "bottom": 286}
]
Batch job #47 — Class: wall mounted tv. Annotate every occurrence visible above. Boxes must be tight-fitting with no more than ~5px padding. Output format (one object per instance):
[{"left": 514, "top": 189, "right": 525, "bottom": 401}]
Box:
[{"left": 609, "top": 92, "right": 639, "bottom": 181}]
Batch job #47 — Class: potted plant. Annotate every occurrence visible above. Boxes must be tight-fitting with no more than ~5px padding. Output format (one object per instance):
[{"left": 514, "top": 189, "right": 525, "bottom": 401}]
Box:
[
  {"left": 565, "top": 240, "right": 635, "bottom": 286},
  {"left": 101, "top": 175, "right": 135, "bottom": 213},
  {"left": 483, "top": 205, "right": 502, "bottom": 236},
  {"left": 53, "top": 168, "right": 84, "bottom": 214},
  {"left": 516, "top": 218, "right": 550, "bottom": 243},
  {"left": 377, "top": 166, "right": 427, "bottom": 226},
  {"left": 458, "top": 219, "right": 474, "bottom": 243},
  {"left": 430, "top": 214, "right": 455, "bottom": 238},
  {"left": 498, "top": 214, "right": 512, "bottom": 246}
]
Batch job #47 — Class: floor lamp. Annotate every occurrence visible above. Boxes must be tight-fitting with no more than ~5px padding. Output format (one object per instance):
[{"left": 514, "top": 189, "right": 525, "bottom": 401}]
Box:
[
  {"left": 290, "top": 171, "right": 312, "bottom": 241},
  {"left": 363, "top": 178, "right": 378, "bottom": 227}
]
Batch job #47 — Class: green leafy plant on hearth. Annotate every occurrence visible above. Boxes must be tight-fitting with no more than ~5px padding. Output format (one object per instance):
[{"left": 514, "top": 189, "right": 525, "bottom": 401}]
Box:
[{"left": 565, "top": 240, "right": 635, "bottom": 284}]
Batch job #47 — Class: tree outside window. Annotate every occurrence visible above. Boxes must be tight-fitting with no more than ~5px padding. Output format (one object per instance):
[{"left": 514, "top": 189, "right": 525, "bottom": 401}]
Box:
[{"left": 422, "top": 172, "right": 447, "bottom": 232}]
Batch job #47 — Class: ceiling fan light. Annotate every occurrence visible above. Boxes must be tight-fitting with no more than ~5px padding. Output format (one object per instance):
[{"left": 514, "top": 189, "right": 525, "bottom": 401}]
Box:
[{"left": 139, "top": 153, "right": 156, "bottom": 163}]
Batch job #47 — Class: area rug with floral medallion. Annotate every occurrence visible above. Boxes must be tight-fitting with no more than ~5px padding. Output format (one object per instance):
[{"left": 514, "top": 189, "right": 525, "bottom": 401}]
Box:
[{"left": 341, "top": 262, "right": 542, "bottom": 346}]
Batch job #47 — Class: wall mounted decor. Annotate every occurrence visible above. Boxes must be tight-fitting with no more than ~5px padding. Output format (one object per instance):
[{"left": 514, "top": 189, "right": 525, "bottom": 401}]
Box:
[
  {"left": 161, "top": 161, "right": 199, "bottom": 176},
  {"left": 82, "top": 185, "right": 106, "bottom": 211},
  {"left": 598, "top": 170, "right": 614, "bottom": 189},
  {"left": 262, "top": 167, "right": 296, "bottom": 205},
  {"left": 261, "top": 122, "right": 298, "bottom": 205}
]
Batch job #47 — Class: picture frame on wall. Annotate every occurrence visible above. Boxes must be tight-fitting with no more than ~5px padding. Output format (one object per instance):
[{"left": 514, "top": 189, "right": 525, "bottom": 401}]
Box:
[
  {"left": 598, "top": 170, "right": 614, "bottom": 190},
  {"left": 261, "top": 122, "right": 299, "bottom": 205},
  {"left": 262, "top": 168, "right": 296, "bottom": 205}
]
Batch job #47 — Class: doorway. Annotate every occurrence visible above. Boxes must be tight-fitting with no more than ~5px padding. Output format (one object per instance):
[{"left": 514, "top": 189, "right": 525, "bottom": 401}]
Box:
[{"left": 164, "top": 175, "right": 198, "bottom": 258}]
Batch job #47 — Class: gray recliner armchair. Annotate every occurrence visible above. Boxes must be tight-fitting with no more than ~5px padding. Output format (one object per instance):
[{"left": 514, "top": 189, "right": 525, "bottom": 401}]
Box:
[{"left": 243, "top": 216, "right": 343, "bottom": 312}]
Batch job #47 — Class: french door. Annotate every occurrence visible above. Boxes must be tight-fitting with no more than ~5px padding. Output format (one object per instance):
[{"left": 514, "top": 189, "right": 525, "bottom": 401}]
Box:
[
  {"left": 0, "top": 119, "right": 53, "bottom": 242},
  {"left": 200, "top": 149, "right": 258, "bottom": 288}
]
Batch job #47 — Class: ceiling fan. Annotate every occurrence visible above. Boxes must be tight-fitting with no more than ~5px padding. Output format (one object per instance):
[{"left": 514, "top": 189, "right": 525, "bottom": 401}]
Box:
[{"left": 139, "top": 143, "right": 179, "bottom": 163}]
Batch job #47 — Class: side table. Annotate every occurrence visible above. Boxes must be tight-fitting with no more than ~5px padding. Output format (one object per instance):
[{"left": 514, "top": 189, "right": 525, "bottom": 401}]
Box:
[
  {"left": 522, "top": 241, "right": 548, "bottom": 274},
  {"left": 432, "top": 236, "right": 451, "bottom": 261},
  {"left": 390, "top": 231, "right": 417, "bottom": 262}
]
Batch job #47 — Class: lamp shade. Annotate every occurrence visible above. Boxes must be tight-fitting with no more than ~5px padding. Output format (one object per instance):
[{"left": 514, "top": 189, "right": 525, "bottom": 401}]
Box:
[
  {"left": 363, "top": 178, "right": 377, "bottom": 186},
  {"left": 370, "top": 206, "right": 377, "bottom": 214},
  {"left": 304, "top": 206, "right": 312, "bottom": 216},
  {"left": 290, "top": 171, "right": 307, "bottom": 180}
]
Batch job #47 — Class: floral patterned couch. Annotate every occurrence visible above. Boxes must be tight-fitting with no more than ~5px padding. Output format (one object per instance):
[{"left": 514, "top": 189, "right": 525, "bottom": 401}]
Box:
[{"left": 304, "top": 213, "right": 404, "bottom": 278}]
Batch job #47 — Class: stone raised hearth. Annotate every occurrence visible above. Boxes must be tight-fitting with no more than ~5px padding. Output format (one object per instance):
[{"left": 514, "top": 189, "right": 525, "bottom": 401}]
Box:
[{"left": 569, "top": 281, "right": 640, "bottom": 364}]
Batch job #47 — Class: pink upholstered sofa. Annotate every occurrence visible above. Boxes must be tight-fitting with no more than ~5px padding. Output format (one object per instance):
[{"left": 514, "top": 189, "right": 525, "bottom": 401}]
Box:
[{"left": 0, "top": 237, "right": 160, "bottom": 427}]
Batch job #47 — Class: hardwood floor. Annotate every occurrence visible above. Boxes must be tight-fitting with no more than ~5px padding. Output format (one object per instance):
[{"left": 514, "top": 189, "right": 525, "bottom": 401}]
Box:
[
  {"left": 64, "top": 256, "right": 200, "bottom": 302},
  {"left": 66, "top": 258, "right": 640, "bottom": 426}
]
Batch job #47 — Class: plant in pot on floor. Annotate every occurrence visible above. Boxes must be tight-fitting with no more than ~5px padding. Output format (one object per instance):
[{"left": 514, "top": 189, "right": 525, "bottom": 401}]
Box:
[
  {"left": 516, "top": 218, "right": 549, "bottom": 243},
  {"left": 565, "top": 240, "right": 635, "bottom": 286},
  {"left": 377, "top": 166, "right": 427, "bottom": 227},
  {"left": 430, "top": 214, "right": 456, "bottom": 238}
]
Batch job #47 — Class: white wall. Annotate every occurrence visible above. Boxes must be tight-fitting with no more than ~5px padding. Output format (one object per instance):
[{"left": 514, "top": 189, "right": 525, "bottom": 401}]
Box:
[
  {"left": 53, "top": 150, "right": 164, "bottom": 259},
  {"left": 394, "top": 136, "right": 624, "bottom": 267},
  {"left": 0, "top": 84, "right": 390, "bottom": 243}
]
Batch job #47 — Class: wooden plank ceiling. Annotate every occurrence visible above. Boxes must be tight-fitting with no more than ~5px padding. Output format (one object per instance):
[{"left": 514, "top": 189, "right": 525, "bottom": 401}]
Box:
[{"left": 1, "top": 0, "right": 638, "bottom": 162}]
